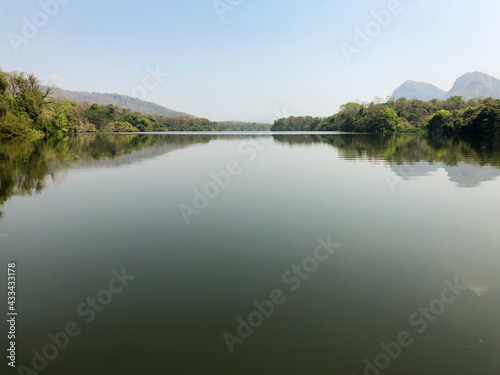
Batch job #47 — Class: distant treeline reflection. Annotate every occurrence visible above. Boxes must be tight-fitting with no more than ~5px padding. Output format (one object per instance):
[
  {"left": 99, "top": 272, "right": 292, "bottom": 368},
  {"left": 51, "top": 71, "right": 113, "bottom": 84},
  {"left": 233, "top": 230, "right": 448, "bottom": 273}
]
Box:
[
  {"left": 1, "top": 134, "right": 499, "bottom": 218},
  {"left": 273, "top": 133, "right": 500, "bottom": 167}
]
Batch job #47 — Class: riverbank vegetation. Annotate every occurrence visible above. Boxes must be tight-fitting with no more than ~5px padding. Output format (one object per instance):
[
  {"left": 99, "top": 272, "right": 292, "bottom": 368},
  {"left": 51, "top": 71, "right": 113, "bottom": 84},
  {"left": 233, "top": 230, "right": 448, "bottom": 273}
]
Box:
[
  {"left": 2, "top": 69, "right": 499, "bottom": 138},
  {"left": 0, "top": 69, "right": 223, "bottom": 138},
  {"left": 214, "top": 121, "right": 272, "bottom": 131},
  {"left": 271, "top": 97, "right": 500, "bottom": 137}
]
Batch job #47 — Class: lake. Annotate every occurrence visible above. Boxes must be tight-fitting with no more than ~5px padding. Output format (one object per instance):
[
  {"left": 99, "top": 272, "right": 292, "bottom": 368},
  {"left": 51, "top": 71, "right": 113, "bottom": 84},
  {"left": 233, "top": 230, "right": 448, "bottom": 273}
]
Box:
[{"left": 1, "top": 133, "right": 499, "bottom": 375}]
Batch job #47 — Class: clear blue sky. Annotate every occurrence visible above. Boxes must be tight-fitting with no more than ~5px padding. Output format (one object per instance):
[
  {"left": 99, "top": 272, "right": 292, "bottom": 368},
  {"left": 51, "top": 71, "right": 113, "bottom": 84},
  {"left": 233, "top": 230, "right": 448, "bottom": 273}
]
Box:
[{"left": 1, "top": 0, "right": 499, "bottom": 122}]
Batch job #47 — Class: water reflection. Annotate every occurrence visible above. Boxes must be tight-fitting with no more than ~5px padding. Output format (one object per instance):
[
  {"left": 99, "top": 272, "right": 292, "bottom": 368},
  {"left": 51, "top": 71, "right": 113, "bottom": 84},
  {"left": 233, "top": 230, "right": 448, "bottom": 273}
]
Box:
[
  {"left": 1, "top": 132, "right": 499, "bottom": 374},
  {"left": 1, "top": 133, "right": 500, "bottom": 218},
  {"left": 274, "top": 133, "right": 500, "bottom": 188},
  {"left": 274, "top": 133, "right": 500, "bottom": 164}
]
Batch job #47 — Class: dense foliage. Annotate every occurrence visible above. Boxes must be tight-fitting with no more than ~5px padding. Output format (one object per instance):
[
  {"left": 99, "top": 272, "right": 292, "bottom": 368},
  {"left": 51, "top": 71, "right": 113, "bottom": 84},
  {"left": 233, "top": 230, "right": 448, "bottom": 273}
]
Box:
[
  {"left": 0, "top": 69, "right": 222, "bottom": 138},
  {"left": 271, "top": 97, "right": 500, "bottom": 137},
  {"left": 2, "top": 69, "right": 500, "bottom": 138},
  {"left": 214, "top": 121, "right": 272, "bottom": 131}
]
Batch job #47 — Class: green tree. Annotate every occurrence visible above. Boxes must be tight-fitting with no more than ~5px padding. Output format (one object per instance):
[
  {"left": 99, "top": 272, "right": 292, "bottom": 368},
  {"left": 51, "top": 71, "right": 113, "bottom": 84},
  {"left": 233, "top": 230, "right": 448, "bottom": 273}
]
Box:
[
  {"left": 108, "top": 121, "right": 139, "bottom": 132},
  {"left": 461, "top": 100, "right": 500, "bottom": 136},
  {"left": 336, "top": 103, "right": 364, "bottom": 132},
  {"left": 5, "top": 72, "right": 51, "bottom": 123},
  {"left": 82, "top": 107, "right": 112, "bottom": 130},
  {"left": 40, "top": 114, "right": 69, "bottom": 138},
  {"left": 426, "top": 110, "right": 455, "bottom": 135}
]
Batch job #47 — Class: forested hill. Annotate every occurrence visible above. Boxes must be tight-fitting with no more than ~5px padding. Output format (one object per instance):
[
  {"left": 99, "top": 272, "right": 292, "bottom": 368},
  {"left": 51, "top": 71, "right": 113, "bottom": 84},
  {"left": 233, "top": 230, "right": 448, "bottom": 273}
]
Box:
[
  {"left": 51, "top": 88, "right": 194, "bottom": 118},
  {"left": 0, "top": 69, "right": 219, "bottom": 138},
  {"left": 0, "top": 68, "right": 271, "bottom": 138}
]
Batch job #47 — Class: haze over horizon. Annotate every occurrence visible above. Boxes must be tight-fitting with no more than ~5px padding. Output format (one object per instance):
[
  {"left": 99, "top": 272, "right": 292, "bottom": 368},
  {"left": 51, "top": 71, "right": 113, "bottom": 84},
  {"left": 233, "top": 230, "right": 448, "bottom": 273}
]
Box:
[{"left": 1, "top": 0, "right": 500, "bottom": 122}]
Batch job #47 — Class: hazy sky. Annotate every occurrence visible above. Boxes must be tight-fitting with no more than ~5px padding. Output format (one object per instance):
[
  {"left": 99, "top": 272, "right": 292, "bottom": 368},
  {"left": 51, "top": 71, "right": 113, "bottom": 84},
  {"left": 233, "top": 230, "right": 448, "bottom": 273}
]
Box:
[{"left": 1, "top": 0, "right": 500, "bottom": 122}]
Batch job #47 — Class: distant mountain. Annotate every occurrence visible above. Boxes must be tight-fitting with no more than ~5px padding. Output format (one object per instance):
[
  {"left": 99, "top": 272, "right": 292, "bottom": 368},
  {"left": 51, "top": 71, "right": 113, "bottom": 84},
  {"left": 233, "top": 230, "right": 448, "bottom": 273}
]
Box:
[
  {"left": 446, "top": 72, "right": 500, "bottom": 99},
  {"left": 392, "top": 72, "right": 500, "bottom": 101},
  {"left": 392, "top": 81, "right": 446, "bottom": 101},
  {"left": 51, "top": 88, "right": 194, "bottom": 118}
]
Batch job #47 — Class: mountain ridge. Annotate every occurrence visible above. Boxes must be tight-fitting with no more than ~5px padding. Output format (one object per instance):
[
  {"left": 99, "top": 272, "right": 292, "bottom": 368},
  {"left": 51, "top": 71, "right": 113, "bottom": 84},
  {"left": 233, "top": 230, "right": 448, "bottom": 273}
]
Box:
[
  {"left": 392, "top": 72, "right": 500, "bottom": 101},
  {"left": 392, "top": 81, "right": 446, "bottom": 101},
  {"left": 50, "top": 88, "right": 195, "bottom": 118},
  {"left": 447, "top": 72, "right": 500, "bottom": 99}
]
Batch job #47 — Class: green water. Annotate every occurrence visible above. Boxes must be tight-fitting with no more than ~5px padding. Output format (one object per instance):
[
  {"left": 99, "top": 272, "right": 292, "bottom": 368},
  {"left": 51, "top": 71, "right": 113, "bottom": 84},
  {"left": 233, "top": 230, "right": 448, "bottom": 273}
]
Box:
[{"left": 1, "top": 133, "right": 499, "bottom": 374}]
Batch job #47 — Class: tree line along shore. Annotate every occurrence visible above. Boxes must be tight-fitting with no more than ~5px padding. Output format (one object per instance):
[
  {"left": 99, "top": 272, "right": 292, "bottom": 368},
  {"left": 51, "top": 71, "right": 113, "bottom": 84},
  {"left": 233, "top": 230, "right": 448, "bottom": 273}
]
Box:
[
  {"left": 1, "top": 69, "right": 499, "bottom": 139},
  {"left": 271, "top": 97, "right": 500, "bottom": 137},
  {"left": 0, "top": 69, "right": 271, "bottom": 138}
]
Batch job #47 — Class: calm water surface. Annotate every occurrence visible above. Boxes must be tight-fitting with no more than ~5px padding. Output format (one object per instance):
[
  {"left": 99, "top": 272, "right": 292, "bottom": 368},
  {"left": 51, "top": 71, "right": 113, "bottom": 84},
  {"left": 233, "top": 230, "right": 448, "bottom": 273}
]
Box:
[{"left": 0, "top": 133, "right": 499, "bottom": 374}]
